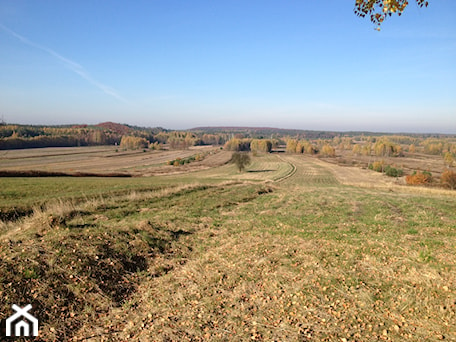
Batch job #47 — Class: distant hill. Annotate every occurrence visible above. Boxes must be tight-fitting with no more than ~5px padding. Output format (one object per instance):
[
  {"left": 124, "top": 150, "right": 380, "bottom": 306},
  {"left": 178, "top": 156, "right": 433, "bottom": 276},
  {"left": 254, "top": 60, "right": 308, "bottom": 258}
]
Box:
[
  {"left": 188, "top": 126, "right": 454, "bottom": 139},
  {"left": 189, "top": 126, "right": 342, "bottom": 139},
  {"left": 96, "top": 122, "right": 132, "bottom": 135}
]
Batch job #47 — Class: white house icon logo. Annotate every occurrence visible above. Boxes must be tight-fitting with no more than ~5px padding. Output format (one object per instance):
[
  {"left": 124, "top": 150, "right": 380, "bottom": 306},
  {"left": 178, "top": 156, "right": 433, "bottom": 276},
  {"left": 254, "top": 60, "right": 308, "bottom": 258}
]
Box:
[{"left": 5, "top": 304, "right": 39, "bottom": 337}]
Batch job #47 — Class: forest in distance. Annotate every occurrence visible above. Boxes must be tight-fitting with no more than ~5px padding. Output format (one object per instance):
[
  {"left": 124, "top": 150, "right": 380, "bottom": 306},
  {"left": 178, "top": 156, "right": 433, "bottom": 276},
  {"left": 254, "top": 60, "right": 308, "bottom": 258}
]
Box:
[
  {"left": 1, "top": 121, "right": 455, "bottom": 149},
  {"left": 1, "top": 121, "right": 456, "bottom": 190}
]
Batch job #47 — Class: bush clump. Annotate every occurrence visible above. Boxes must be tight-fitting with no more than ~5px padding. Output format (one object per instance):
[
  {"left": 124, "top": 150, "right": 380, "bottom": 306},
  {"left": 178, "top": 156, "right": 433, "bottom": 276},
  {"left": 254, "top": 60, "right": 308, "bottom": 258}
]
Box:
[
  {"left": 384, "top": 165, "right": 404, "bottom": 177},
  {"left": 167, "top": 154, "right": 204, "bottom": 167},
  {"left": 441, "top": 169, "right": 456, "bottom": 189},
  {"left": 368, "top": 162, "right": 403, "bottom": 177},
  {"left": 406, "top": 171, "right": 432, "bottom": 185},
  {"left": 368, "top": 161, "right": 385, "bottom": 172}
]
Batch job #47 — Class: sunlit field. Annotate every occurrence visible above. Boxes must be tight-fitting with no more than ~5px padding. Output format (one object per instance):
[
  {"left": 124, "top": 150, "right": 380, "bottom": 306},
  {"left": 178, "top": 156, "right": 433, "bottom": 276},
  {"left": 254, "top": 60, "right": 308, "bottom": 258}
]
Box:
[{"left": 1, "top": 150, "right": 455, "bottom": 341}]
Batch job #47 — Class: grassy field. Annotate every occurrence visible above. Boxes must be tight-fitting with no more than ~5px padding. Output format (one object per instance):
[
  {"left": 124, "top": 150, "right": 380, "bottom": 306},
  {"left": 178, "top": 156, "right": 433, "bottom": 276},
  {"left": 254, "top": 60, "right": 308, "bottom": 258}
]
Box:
[{"left": 1, "top": 152, "right": 455, "bottom": 341}]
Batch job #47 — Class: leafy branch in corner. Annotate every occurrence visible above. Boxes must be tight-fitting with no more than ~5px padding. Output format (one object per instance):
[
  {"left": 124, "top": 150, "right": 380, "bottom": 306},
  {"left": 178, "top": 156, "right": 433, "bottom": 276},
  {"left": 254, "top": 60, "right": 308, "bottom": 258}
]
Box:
[{"left": 354, "top": 0, "right": 429, "bottom": 30}]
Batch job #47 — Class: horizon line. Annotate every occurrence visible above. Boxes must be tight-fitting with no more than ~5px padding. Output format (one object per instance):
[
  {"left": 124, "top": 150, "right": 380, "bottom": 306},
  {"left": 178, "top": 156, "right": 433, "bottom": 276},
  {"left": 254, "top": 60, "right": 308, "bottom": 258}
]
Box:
[{"left": 2, "top": 121, "right": 455, "bottom": 136}]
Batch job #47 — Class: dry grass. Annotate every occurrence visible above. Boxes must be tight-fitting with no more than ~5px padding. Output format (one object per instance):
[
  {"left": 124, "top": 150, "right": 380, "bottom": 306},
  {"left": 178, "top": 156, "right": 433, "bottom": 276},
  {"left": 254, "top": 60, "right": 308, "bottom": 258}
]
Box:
[
  {"left": 1, "top": 152, "right": 455, "bottom": 341},
  {"left": 75, "top": 180, "right": 456, "bottom": 341},
  {"left": 0, "top": 145, "right": 220, "bottom": 176},
  {"left": 120, "top": 195, "right": 452, "bottom": 341}
]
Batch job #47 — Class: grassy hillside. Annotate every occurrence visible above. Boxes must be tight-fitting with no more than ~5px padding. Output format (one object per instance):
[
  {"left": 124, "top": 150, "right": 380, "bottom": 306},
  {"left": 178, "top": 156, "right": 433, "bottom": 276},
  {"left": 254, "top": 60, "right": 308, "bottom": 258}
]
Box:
[{"left": 1, "top": 154, "right": 455, "bottom": 340}]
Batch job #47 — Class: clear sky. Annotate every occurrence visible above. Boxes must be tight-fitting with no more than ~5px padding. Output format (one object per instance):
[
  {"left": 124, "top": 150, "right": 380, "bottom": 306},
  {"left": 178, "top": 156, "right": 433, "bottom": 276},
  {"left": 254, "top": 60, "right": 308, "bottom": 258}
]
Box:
[{"left": 1, "top": 1, "right": 455, "bottom": 133}]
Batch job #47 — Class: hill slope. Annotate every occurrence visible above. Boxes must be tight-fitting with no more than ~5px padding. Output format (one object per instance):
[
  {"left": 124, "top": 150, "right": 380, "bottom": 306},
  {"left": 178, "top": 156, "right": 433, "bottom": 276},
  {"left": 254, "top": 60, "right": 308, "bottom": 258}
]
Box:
[{"left": 1, "top": 154, "right": 455, "bottom": 340}]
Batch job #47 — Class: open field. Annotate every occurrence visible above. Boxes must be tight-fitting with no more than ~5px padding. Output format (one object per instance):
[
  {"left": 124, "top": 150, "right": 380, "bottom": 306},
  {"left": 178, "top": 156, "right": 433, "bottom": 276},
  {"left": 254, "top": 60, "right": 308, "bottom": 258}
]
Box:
[
  {"left": 1, "top": 150, "right": 455, "bottom": 341},
  {"left": 330, "top": 150, "right": 449, "bottom": 180},
  {"left": 0, "top": 145, "right": 227, "bottom": 176}
]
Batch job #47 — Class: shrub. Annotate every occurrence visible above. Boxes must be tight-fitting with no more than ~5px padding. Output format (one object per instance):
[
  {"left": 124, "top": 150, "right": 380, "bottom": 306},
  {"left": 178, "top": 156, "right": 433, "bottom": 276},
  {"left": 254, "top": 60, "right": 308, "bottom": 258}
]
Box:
[
  {"left": 406, "top": 171, "right": 432, "bottom": 185},
  {"left": 320, "top": 144, "right": 336, "bottom": 157},
  {"left": 168, "top": 154, "right": 205, "bottom": 167},
  {"left": 369, "top": 161, "right": 385, "bottom": 172},
  {"left": 441, "top": 170, "right": 456, "bottom": 190},
  {"left": 385, "top": 165, "right": 403, "bottom": 177},
  {"left": 149, "top": 142, "right": 162, "bottom": 150},
  {"left": 444, "top": 152, "right": 454, "bottom": 167}
]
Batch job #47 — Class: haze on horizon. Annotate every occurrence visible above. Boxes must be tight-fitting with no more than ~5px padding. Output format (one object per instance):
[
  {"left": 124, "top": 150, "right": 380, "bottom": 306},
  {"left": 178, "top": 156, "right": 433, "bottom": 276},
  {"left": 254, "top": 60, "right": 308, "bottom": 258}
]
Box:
[{"left": 1, "top": 1, "right": 455, "bottom": 134}]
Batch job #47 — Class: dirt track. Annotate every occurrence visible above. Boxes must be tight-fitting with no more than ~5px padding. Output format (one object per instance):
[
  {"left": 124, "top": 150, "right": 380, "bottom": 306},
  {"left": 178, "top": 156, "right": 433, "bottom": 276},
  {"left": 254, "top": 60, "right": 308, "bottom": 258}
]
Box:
[
  {"left": 276, "top": 155, "right": 456, "bottom": 198},
  {"left": 279, "top": 154, "right": 400, "bottom": 188}
]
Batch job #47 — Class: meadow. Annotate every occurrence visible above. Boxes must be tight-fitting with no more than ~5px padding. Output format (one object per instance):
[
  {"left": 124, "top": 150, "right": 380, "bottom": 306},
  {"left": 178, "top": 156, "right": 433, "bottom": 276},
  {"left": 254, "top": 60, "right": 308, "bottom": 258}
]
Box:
[{"left": 0, "top": 148, "right": 455, "bottom": 341}]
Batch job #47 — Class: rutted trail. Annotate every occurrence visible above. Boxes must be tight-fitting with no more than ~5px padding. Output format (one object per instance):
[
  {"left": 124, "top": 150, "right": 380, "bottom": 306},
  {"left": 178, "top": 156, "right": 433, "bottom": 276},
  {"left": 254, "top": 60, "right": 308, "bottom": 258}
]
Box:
[
  {"left": 277, "top": 154, "right": 397, "bottom": 189},
  {"left": 277, "top": 155, "right": 339, "bottom": 186}
]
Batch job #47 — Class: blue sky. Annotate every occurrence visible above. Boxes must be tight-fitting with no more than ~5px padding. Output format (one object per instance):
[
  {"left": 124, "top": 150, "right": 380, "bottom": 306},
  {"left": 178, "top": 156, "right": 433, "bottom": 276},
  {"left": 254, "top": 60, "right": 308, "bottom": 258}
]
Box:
[{"left": 1, "top": 1, "right": 455, "bottom": 133}]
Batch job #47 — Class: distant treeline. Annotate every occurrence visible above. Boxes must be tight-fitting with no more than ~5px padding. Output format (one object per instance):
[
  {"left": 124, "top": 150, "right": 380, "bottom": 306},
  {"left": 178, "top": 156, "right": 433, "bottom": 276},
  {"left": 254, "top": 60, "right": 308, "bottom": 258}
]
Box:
[
  {"left": 190, "top": 126, "right": 456, "bottom": 140},
  {"left": 0, "top": 123, "right": 231, "bottom": 150},
  {"left": 2, "top": 123, "right": 456, "bottom": 156},
  {"left": 0, "top": 134, "right": 120, "bottom": 150},
  {"left": 0, "top": 125, "right": 121, "bottom": 149}
]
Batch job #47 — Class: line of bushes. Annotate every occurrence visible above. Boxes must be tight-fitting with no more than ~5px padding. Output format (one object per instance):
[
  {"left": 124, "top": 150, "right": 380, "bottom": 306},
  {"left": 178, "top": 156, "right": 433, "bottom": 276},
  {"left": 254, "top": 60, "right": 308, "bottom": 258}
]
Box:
[
  {"left": 167, "top": 154, "right": 205, "bottom": 166},
  {"left": 368, "top": 161, "right": 404, "bottom": 177}
]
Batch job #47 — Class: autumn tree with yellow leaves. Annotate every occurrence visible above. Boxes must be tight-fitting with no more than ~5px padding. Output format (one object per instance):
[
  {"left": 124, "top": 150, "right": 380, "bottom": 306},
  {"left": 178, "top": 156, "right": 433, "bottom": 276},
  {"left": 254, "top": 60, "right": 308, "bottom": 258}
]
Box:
[{"left": 355, "top": 0, "right": 429, "bottom": 29}]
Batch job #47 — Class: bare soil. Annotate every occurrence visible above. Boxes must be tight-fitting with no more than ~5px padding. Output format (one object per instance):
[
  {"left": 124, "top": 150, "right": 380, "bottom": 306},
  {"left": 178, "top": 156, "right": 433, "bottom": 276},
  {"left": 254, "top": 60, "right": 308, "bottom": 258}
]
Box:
[{"left": 0, "top": 146, "right": 229, "bottom": 176}]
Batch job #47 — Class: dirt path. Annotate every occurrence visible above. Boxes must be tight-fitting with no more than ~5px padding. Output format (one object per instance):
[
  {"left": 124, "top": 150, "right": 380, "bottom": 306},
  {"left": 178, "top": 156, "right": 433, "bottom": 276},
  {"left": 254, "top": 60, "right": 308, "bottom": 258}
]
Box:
[
  {"left": 311, "top": 157, "right": 398, "bottom": 188},
  {"left": 278, "top": 154, "right": 398, "bottom": 189}
]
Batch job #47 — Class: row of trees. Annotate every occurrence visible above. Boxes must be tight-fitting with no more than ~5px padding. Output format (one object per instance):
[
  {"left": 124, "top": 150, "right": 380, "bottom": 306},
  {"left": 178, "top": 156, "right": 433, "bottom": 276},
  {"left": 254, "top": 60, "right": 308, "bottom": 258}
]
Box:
[
  {"left": 352, "top": 140, "right": 455, "bottom": 159},
  {"left": 224, "top": 138, "right": 254, "bottom": 152},
  {"left": 250, "top": 139, "right": 273, "bottom": 153},
  {"left": 153, "top": 131, "right": 229, "bottom": 147},
  {"left": 223, "top": 138, "right": 280, "bottom": 153},
  {"left": 0, "top": 124, "right": 227, "bottom": 150},
  {"left": 2, "top": 123, "right": 454, "bottom": 156},
  {"left": 0, "top": 135, "right": 83, "bottom": 149},
  {"left": 0, "top": 124, "right": 124, "bottom": 150},
  {"left": 285, "top": 139, "right": 336, "bottom": 157},
  {"left": 119, "top": 136, "right": 149, "bottom": 149},
  {"left": 422, "top": 139, "right": 456, "bottom": 155},
  {"left": 0, "top": 132, "right": 121, "bottom": 150}
]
